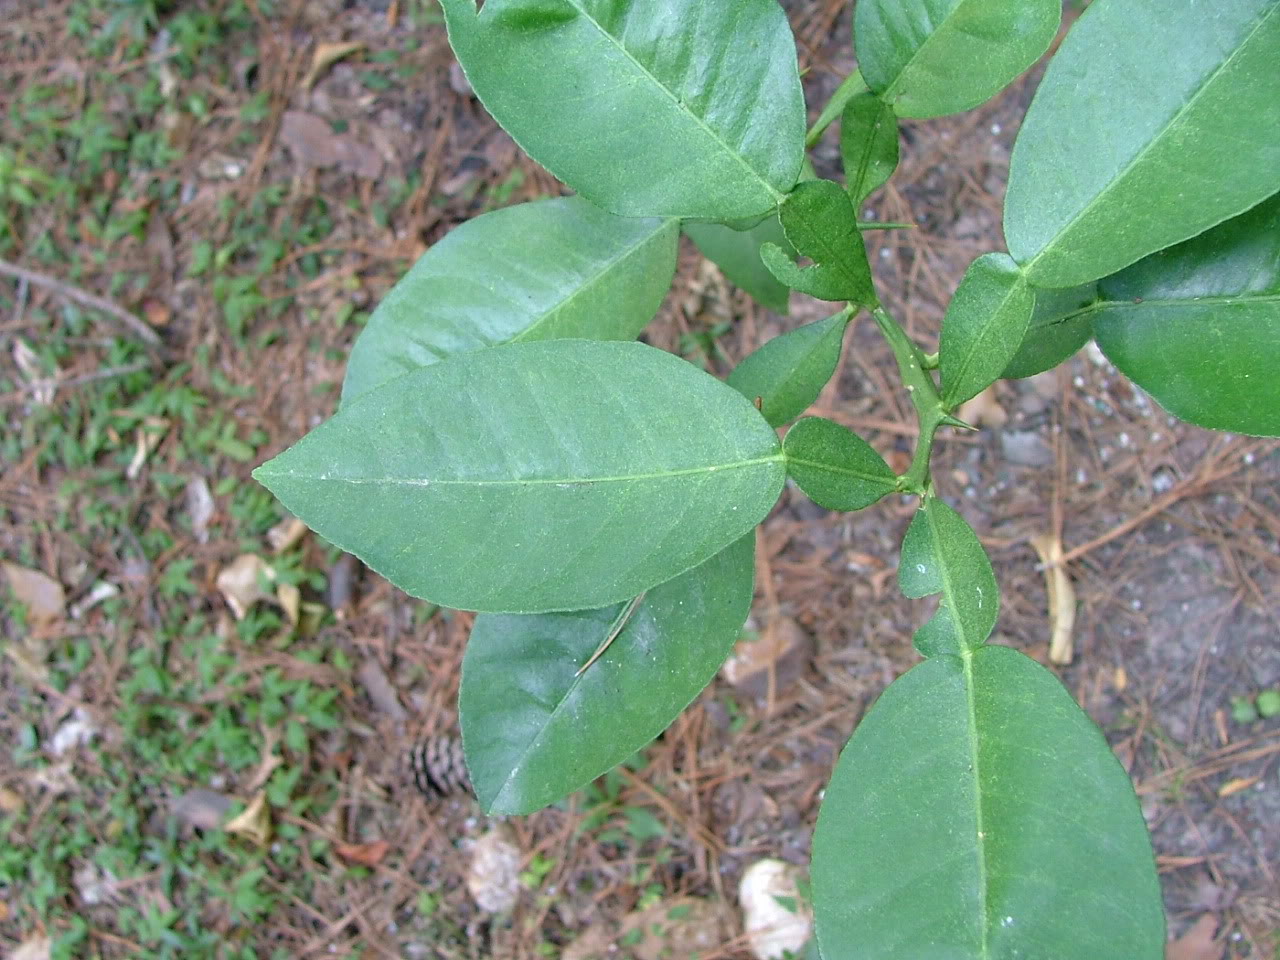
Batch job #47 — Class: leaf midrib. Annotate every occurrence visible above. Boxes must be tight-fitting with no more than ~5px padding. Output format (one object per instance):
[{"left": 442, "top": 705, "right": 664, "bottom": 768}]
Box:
[
  {"left": 943, "top": 267, "right": 1027, "bottom": 404},
  {"left": 785, "top": 456, "right": 893, "bottom": 486},
  {"left": 961, "top": 646, "right": 993, "bottom": 960}
]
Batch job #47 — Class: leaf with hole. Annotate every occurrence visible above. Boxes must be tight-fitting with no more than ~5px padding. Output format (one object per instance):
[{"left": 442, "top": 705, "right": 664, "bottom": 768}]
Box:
[
  {"left": 898, "top": 496, "right": 997, "bottom": 657},
  {"left": 254, "top": 340, "right": 785, "bottom": 613},
  {"left": 342, "top": 197, "right": 677, "bottom": 405},
  {"left": 761, "top": 180, "right": 876, "bottom": 304},
  {"left": 854, "top": 0, "right": 1060, "bottom": 118},
  {"left": 461, "top": 534, "right": 753, "bottom": 815},
  {"left": 812, "top": 645, "right": 1164, "bottom": 960},
  {"left": 685, "top": 216, "right": 793, "bottom": 314},
  {"left": 440, "top": 0, "right": 805, "bottom": 219},
  {"left": 728, "top": 310, "right": 851, "bottom": 427},
  {"left": 783, "top": 417, "right": 897, "bottom": 512},
  {"left": 939, "top": 253, "right": 1033, "bottom": 408},
  {"left": 840, "top": 92, "right": 898, "bottom": 205},
  {"left": 1005, "top": 0, "right": 1280, "bottom": 287}
]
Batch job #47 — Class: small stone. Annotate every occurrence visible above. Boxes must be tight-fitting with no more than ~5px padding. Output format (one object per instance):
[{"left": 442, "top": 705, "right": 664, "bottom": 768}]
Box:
[{"left": 1000, "top": 430, "right": 1053, "bottom": 468}]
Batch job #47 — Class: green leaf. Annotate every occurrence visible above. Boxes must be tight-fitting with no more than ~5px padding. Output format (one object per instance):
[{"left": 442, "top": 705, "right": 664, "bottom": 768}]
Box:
[
  {"left": 343, "top": 197, "right": 678, "bottom": 405},
  {"left": 727, "top": 310, "right": 852, "bottom": 427},
  {"left": 1005, "top": 0, "right": 1280, "bottom": 288},
  {"left": 854, "top": 0, "right": 1059, "bottom": 118},
  {"left": 460, "top": 534, "right": 753, "bottom": 814},
  {"left": 812, "top": 645, "right": 1164, "bottom": 960},
  {"left": 1000, "top": 283, "right": 1098, "bottom": 380},
  {"left": 254, "top": 340, "right": 785, "bottom": 613},
  {"left": 939, "top": 253, "right": 1033, "bottom": 408},
  {"left": 782, "top": 417, "right": 897, "bottom": 512},
  {"left": 685, "top": 216, "right": 793, "bottom": 314},
  {"left": 839, "top": 92, "right": 898, "bottom": 205},
  {"left": 440, "top": 0, "right": 805, "bottom": 219},
  {"left": 1091, "top": 191, "right": 1280, "bottom": 437},
  {"left": 898, "top": 497, "right": 997, "bottom": 656},
  {"left": 761, "top": 180, "right": 876, "bottom": 304}
]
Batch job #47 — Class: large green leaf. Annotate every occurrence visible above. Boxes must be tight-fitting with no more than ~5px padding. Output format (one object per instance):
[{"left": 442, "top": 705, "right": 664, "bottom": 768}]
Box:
[
  {"left": 898, "top": 497, "right": 997, "bottom": 657},
  {"left": 728, "top": 310, "right": 852, "bottom": 427},
  {"left": 854, "top": 0, "right": 1059, "bottom": 118},
  {"left": 440, "top": 0, "right": 805, "bottom": 219},
  {"left": 1000, "top": 283, "right": 1098, "bottom": 380},
  {"left": 761, "top": 180, "right": 876, "bottom": 304},
  {"left": 343, "top": 197, "right": 677, "bottom": 405},
  {"left": 1005, "top": 0, "right": 1280, "bottom": 288},
  {"left": 939, "top": 253, "right": 1033, "bottom": 408},
  {"left": 685, "top": 216, "right": 793, "bottom": 314},
  {"left": 812, "top": 645, "right": 1165, "bottom": 960},
  {"left": 783, "top": 417, "right": 897, "bottom": 512},
  {"left": 254, "top": 340, "right": 785, "bottom": 613},
  {"left": 839, "top": 92, "right": 898, "bottom": 205},
  {"left": 1091, "top": 192, "right": 1280, "bottom": 436},
  {"left": 461, "top": 534, "right": 753, "bottom": 815}
]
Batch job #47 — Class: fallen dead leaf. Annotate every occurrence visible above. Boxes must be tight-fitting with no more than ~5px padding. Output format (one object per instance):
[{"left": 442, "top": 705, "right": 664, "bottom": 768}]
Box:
[
  {"left": 49, "top": 707, "right": 98, "bottom": 756},
  {"left": 721, "top": 617, "right": 813, "bottom": 699},
  {"left": 275, "top": 582, "right": 301, "bottom": 631},
  {"left": 7, "top": 934, "right": 51, "bottom": 960},
  {"left": 1029, "top": 533, "right": 1076, "bottom": 665},
  {"left": 739, "top": 859, "right": 812, "bottom": 960},
  {"left": 303, "top": 41, "right": 365, "bottom": 90},
  {"left": 467, "top": 825, "right": 521, "bottom": 914},
  {"left": 0, "top": 787, "right": 22, "bottom": 814},
  {"left": 224, "top": 792, "right": 271, "bottom": 846},
  {"left": 1166, "top": 914, "right": 1224, "bottom": 960},
  {"left": 267, "top": 515, "right": 308, "bottom": 553},
  {"left": 3, "top": 563, "right": 66, "bottom": 627},
  {"left": 186, "top": 476, "right": 215, "bottom": 544},
  {"left": 1218, "top": 776, "right": 1260, "bottom": 798},
  {"left": 280, "top": 110, "right": 383, "bottom": 179},
  {"left": 357, "top": 657, "right": 407, "bottom": 720},
  {"left": 127, "top": 416, "right": 169, "bottom": 480},
  {"left": 216, "top": 554, "right": 276, "bottom": 620},
  {"left": 957, "top": 383, "right": 1008, "bottom": 430},
  {"left": 334, "top": 840, "right": 390, "bottom": 867},
  {"left": 171, "top": 788, "right": 233, "bottom": 830}
]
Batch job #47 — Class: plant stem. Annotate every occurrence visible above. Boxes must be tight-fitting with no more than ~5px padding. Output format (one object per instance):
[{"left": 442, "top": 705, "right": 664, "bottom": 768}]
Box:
[
  {"left": 805, "top": 70, "right": 868, "bottom": 148},
  {"left": 872, "top": 307, "right": 945, "bottom": 495}
]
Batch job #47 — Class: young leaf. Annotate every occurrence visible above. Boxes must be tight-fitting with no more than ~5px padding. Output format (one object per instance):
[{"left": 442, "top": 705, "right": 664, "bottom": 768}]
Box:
[
  {"left": 898, "top": 497, "right": 997, "bottom": 657},
  {"left": 1091, "top": 192, "right": 1280, "bottom": 437},
  {"left": 839, "top": 92, "right": 898, "bottom": 206},
  {"left": 254, "top": 340, "right": 785, "bottom": 614},
  {"left": 685, "top": 216, "right": 793, "bottom": 314},
  {"left": 727, "top": 310, "right": 852, "bottom": 427},
  {"left": 760, "top": 180, "right": 876, "bottom": 304},
  {"left": 812, "top": 646, "right": 1165, "bottom": 960},
  {"left": 461, "top": 534, "right": 753, "bottom": 815},
  {"left": 1000, "top": 283, "right": 1098, "bottom": 380},
  {"left": 439, "top": 0, "right": 805, "bottom": 219},
  {"left": 1005, "top": 0, "right": 1280, "bottom": 288},
  {"left": 939, "top": 253, "right": 1033, "bottom": 408},
  {"left": 343, "top": 197, "right": 678, "bottom": 404},
  {"left": 782, "top": 417, "right": 897, "bottom": 512},
  {"left": 854, "top": 0, "right": 1060, "bottom": 118}
]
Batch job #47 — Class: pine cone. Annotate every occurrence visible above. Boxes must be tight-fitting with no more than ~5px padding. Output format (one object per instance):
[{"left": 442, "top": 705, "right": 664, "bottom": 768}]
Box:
[{"left": 404, "top": 735, "right": 471, "bottom": 798}]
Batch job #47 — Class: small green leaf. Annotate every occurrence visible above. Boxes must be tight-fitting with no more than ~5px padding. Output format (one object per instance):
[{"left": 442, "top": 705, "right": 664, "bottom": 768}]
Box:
[
  {"left": 254, "top": 340, "right": 785, "bottom": 613},
  {"left": 939, "top": 253, "right": 1034, "bottom": 408},
  {"left": 761, "top": 180, "right": 876, "bottom": 304},
  {"left": 1005, "top": 0, "right": 1280, "bottom": 287},
  {"left": 461, "top": 535, "right": 752, "bottom": 815},
  {"left": 1092, "top": 191, "right": 1280, "bottom": 437},
  {"left": 899, "top": 497, "right": 997, "bottom": 656},
  {"left": 839, "top": 92, "right": 898, "bottom": 205},
  {"left": 854, "top": 0, "right": 1060, "bottom": 118},
  {"left": 1257, "top": 689, "right": 1280, "bottom": 719},
  {"left": 783, "top": 417, "right": 897, "bottom": 512},
  {"left": 812, "top": 646, "right": 1164, "bottom": 960},
  {"left": 440, "top": 0, "right": 805, "bottom": 219},
  {"left": 1000, "top": 283, "right": 1098, "bottom": 380},
  {"left": 685, "top": 216, "right": 793, "bottom": 314},
  {"left": 342, "top": 197, "right": 677, "bottom": 404},
  {"left": 728, "top": 310, "right": 852, "bottom": 427}
]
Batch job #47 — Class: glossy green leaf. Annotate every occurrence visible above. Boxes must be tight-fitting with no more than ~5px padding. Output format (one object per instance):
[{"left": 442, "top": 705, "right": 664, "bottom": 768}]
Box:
[
  {"left": 461, "top": 534, "right": 753, "bottom": 815},
  {"left": 1091, "top": 192, "right": 1280, "bottom": 436},
  {"left": 728, "top": 310, "right": 852, "bottom": 427},
  {"left": 854, "top": 0, "right": 1059, "bottom": 118},
  {"left": 254, "top": 340, "right": 785, "bottom": 613},
  {"left": 812, "top": 645, "right": 1165, "bottom": 960},
  {"left": 782, "top": 417, "right": 897, "bottom": 512},
  {"left": 898, "top": 497, "right": 997, "bottom": 657},
  {"left": 1000, "top": 283, "right": 1098, "bottom": 380},
  {"left": 939, "top": 253, "right": 1033, "bottom": 407},
  {"left": 1005, "top": 0, "right": 1280, "bottom": 288},
  {"left": 839, "top": 92, "right": 898, "bottom": 205},
  {"left": 685, "top": 216, "right": 793, "bottom": 314},
  {"left": 343, "top": 197, "right": 678, "bottom": 404},
  {"left": 761, "top": 180, "right": 876, "bottom": 304},
  {"left": 440, "top": 0, "right": 805, "bottom": 219}
]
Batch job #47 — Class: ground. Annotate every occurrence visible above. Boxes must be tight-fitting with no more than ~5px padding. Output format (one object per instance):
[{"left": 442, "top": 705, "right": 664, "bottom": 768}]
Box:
[{"left": 1, "top": 1, "right": 1278, "bottom": 958}]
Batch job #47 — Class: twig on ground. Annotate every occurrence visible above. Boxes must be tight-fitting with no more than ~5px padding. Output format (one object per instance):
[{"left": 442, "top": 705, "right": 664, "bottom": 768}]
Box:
[{"left": 0, "top": 258, "right": 161, "bottom": 347}]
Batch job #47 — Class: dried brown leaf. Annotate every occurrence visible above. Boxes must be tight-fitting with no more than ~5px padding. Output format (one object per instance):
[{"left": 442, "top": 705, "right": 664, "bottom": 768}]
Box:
[
  {"left": 1167, "top": 914, "right": 1224, "bottom": 960},
  {"left": 171, "top": 788, "right": 233, "bottom": 830},
  {"left": 280, "top": 110, "right": 383, "bottom": 179},
  {"left": 224, "top": 791, "right": 271, "bottom": 846},
  {"left": 303, "top": 41, "right": 365, "bottom": 91},
  {"left": 3, "top": 563, "right": 66, "bottom": 626},
  {"left": 267, "top": 515, "right": 308, "bottom": 553},
  {"left": 186, "top": 476, "right": 215, "bottom": 544},
  {"left": 957, "top": 383, "right": 1008, "bottom": 429},
  {"left": 216, "top": 554, "right": 275, "bottom": 620},
  {"left": 334, "top": 840, "right": 390, "bottom": 866},
  {"left": 7, "top": 934, "right": 52, "bottom": 960}
]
